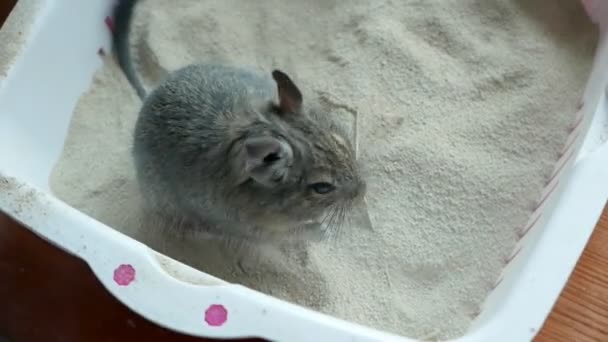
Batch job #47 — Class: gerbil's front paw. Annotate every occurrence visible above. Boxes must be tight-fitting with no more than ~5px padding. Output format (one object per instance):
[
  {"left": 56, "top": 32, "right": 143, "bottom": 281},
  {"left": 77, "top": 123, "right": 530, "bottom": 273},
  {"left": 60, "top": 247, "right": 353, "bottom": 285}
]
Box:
[
  {"left": 232, "top": 243, "right": 281, "bottom": 274},
  {"left": 236, "top": 243, "right": 310, "bottom": 273}
]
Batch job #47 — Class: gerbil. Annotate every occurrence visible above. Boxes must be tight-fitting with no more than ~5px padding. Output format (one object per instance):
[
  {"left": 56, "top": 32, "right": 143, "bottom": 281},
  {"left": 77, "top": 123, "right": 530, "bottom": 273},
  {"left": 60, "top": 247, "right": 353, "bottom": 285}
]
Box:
[{"left": 112, "top": 0, "right": 365, "bottom": 259}]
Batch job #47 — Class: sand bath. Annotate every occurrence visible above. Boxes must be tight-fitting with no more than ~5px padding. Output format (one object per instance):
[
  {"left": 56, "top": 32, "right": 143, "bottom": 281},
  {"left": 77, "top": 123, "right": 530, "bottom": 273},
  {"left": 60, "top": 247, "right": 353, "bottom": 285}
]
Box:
[{"left": 50, "top": 0, "right": 596, "bottom": 339}]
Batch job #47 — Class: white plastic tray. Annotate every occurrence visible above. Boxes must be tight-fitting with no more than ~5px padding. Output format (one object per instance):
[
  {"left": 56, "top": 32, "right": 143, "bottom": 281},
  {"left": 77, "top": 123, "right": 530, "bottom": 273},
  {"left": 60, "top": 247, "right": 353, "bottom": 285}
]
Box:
[{"left": 1, "top": 1, "right": 607, "bottom": 341}]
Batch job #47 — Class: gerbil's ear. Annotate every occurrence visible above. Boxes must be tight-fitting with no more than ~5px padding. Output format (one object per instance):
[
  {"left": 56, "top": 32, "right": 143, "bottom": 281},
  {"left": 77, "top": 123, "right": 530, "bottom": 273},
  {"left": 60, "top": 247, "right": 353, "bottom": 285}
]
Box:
[
  {"left": 272, "top": 69, "right": 303, "bottom": 114},
  {"left": 244, "top": 136, "right": 293, "bottom": 186}
]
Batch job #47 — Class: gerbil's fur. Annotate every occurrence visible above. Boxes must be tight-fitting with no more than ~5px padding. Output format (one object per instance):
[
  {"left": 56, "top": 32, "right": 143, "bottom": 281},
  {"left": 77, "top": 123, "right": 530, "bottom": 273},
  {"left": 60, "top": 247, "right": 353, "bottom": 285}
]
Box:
[{"left": 112, "top": 0, "right": 365, "bottom": 253}]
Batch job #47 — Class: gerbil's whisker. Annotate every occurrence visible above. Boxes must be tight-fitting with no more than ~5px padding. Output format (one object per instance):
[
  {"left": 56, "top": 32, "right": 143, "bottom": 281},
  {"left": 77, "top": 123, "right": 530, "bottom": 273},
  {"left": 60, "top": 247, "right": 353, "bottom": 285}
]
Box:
[{"left": 322, "top": 202, "right": 350, "bottom": 246}]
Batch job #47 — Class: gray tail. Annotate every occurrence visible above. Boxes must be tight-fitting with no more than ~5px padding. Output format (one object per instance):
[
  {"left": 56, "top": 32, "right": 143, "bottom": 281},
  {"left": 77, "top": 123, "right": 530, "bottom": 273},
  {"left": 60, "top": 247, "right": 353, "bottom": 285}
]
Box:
[{"left": 112, "top": 0, "right": 147, "bottom": 100}]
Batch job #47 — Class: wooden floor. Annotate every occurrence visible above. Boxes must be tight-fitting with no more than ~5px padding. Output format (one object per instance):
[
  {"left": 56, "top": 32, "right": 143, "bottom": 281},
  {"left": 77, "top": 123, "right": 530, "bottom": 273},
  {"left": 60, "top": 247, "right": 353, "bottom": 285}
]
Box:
[{"left": 0, "top": 0, "right": 15, "bottom": 26}]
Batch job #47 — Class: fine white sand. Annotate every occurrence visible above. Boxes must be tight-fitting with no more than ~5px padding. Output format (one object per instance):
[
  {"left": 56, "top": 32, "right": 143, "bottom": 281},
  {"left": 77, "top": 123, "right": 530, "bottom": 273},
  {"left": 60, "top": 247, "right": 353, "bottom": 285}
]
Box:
[
  {"left": 50, "top": 0, "right": 596, "bottom": 339},
  {"left": 0, "top": 0, "right": 41, "bottom": 79}
]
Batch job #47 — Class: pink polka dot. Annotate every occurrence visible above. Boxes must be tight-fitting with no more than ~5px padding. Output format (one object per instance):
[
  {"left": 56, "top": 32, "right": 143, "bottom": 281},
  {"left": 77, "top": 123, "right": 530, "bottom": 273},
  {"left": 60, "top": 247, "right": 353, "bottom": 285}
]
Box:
[
  {"left": 113, "top": 264, "right": 136, "bottom": 286},
  {"left": 105, "top": 16, "right": 115, "bottom": 33},
  {"left": 204, "top": 304, "right": 228, "bottom": 327}
]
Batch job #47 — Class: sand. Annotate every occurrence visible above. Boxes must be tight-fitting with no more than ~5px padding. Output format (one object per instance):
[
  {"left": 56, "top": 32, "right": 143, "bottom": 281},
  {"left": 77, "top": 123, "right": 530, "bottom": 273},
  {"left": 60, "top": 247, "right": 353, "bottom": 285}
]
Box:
[
  {"left": 49, "top": 0, "right": 596, "bottom": 339},
  {"left": 0, "top": 0, "right": 41, "bottom": 79}
]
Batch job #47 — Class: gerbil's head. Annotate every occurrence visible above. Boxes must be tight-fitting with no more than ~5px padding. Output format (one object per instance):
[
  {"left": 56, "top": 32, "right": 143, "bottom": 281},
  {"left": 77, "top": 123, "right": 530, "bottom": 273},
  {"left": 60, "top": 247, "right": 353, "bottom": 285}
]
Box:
[{"left": 235, "top": 69, "right": 365, "bottom": 238}]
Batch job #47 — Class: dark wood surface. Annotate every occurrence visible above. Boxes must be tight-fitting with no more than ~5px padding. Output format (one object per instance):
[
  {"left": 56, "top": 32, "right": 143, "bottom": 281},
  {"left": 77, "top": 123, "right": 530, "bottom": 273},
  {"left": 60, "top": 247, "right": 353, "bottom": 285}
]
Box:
[
  {"left": 0, "top": 0, "right": 16, "bottom": 27},
  {"left": 1, "top": 1, "right": 607, "bottom": 341}
]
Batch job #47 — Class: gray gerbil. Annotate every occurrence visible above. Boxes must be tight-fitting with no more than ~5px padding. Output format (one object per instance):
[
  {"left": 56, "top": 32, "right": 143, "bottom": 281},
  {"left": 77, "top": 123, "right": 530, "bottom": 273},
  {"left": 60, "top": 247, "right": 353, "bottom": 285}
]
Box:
[{"left": 111, "top": 0, "right": 365, "bottom": 256}]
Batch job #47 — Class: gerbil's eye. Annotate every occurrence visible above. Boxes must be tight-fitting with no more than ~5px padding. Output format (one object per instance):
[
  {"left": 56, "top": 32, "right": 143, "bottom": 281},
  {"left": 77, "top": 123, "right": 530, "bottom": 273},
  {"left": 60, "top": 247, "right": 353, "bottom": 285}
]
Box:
[{"left": 309, "top": 182, "right": 336, "bottom": 195}]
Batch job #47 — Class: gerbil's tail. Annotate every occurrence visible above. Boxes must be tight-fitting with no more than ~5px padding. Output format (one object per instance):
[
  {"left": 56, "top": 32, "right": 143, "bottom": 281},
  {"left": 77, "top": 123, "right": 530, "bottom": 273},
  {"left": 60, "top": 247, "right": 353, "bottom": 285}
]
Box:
[{"left": 112, "top": 0, "right": 147, "bottom": 100}]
